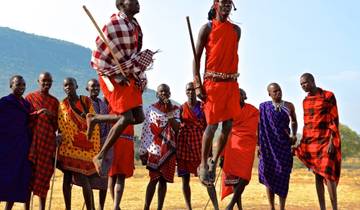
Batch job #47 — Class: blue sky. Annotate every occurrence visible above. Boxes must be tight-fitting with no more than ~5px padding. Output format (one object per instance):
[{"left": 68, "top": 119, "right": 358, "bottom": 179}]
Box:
[{"left": 1, "top": 0, "right": 359, "bottom": 133}]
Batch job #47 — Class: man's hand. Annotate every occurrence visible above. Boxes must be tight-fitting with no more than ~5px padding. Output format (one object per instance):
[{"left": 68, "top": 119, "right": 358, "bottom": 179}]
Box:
[
  {"left": 195, "top": 86, "right": 206, "bottom": 102},
  {"left": 327, "top": 141, "right": 335, "bottom": 155},
  {"left": 219, "top": 156, "right": 224, "bottom": 168},
  {"left": 290, "top": 135, "right": 297, "bottom": 145},
  {"left": 37, "top": 108, "right": 51, "bottom": 115},
  {"left": 140, "top": 153, "right": 148, "bottom": 166},
  {"left": 113, "top": 74, "right": 130, "bottom": 86},
  {"left": 55, "top": 134, "right": 62, "bottom": 147}
]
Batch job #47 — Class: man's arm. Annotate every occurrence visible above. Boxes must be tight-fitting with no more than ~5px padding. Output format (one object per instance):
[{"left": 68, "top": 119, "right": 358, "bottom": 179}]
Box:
[
  {"left": 233, "top": 24, "right": 241, "bottom": 41},
  {"left": 287, "top": 102, "right": 298, "bottom": 145},
  {"left": 193, "top": 23, "right": 211, "bottom": 101}
]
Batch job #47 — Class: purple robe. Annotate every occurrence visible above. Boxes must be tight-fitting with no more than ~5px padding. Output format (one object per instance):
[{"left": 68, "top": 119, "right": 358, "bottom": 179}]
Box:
[
  {"left": 258, "top": 101, "right": 293, "bottom": 197},
  {"left": 0, "top": 94, "right": 32, "bottom": 202}
]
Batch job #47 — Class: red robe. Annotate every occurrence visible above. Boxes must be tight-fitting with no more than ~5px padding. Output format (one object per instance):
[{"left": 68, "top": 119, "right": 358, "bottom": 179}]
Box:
[
  {"left": 203, "top": 19, "right": 241, "bottom": 124},
  {"left": 221, "top": 103, "right": 259, "bottom": 200}
]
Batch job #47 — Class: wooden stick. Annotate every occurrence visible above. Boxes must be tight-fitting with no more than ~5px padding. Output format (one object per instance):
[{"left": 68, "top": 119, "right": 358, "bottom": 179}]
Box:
[
  {"left": 83, "top": 5, "right": 126, "bottom": 77},
  {"left": 186, "top": 16, "right": 198, "bottom": 65},
  {"left": 48, "top": 146, "right": 59, "bottom": 210}
]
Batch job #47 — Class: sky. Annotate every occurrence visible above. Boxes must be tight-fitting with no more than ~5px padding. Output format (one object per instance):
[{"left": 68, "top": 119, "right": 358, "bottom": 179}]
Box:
[{"left": 1, "top": 0, "right": 359, "bottom": 133}]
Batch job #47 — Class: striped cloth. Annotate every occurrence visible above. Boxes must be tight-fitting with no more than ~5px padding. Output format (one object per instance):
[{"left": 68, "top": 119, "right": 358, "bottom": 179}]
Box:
[
  {"left": 26, "top": 91, "right": 59, "bottom": 198},
  {"left": 258, "top": 101, "right": 293, "bottom": 197},
  {"left": 296, "top": 88, "right": 341, "bottom": 183}
]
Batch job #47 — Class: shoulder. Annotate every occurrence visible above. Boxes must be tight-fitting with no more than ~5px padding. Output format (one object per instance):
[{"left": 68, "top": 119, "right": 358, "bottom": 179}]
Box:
[
  {"left": 259, "top": 101, "right": 270, "bottom": 108},
  {"left": 245, "top": 103, "right": 259, "bottom": 113},
  {"left": 199, "top": 22, "right": 212, "bottom": 37}
]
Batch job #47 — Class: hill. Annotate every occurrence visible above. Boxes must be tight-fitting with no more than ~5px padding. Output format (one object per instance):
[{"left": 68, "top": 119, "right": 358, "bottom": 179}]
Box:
[{"left": 0, "top": 26, "right": 160, "bottom": 109}]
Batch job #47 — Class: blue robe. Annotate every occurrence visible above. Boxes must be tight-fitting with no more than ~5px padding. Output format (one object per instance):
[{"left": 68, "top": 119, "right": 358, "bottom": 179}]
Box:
[{"left": 0, "top": 94, "right": 32, "bottom": 202}]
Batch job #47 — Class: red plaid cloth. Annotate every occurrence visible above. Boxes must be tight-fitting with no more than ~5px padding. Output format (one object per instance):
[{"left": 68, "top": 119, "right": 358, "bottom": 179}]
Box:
[
  {"left": 296, "top": 88, "right": 341, "bottom": 183},
  {"left": 26, "top": 91, "right": 59, "bottom": 198},
  {"left": 176, "top": 102, "right": 206, "bottom": 161},
  {"left": 91, "top": 12, "right": 155, "bottom": 80}
]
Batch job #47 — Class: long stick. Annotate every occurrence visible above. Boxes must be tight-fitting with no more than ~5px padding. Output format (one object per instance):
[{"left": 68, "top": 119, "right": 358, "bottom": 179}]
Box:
[
  {"left": 186, "top": 16, "right": 197, "bottom": 65},
  {"left": 83, "top": 5, "right": 126, "bottom": 78},
  {"left": 204, "top": 168, "right": 222, "bottom": 210},
  {"left": 48, "top": 146, "right": 59, "bottom": 210}
]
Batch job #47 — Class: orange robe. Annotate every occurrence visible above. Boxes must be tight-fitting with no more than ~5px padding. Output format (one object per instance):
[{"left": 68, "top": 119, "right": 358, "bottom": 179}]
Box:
[
  {"left": 203, "top": 19, "right": 241, "bottom": 124},
  {"left": 221, "top": 103, "right": 259, "bottom": 200}
]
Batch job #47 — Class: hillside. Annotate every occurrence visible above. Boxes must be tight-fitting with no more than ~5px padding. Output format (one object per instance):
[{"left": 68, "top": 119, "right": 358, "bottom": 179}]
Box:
[{"left": 0, "top": 26, "right": 160, "bottom": 107}]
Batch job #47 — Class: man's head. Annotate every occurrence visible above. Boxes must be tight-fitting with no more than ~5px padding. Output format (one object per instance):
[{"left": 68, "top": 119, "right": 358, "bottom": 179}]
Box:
[
  {"left": 239, "top": 88, "right": 247, "bottom": 106},
  {"left": 116, "top": 0, "right": 140, "bottom": 16},
  {"left": 86, "top": 79, "right": 100, "bottom": 99},
  {"left": 185, "top": 82, "right": 196, "bottom": 103},
  {"left": 63, "top": 77, "right": 78, "bottom": 97},
  {"left": 209, "top": 0, "right": 233, "bottom": 20},
  {"left": 300, "top": 73, "right": 316, "bottom": 93},
  {"left": 38, "top": 72, "right": 53, "bottom": 94},
  {"left": 156, "top": 83, "right": 171, "bottom": 104},
  {"left": 10, "top": 75, "right": 26, "bottom": 97},
  {"left": 267, "top": 83, "right": 282, "bottom": 103}
]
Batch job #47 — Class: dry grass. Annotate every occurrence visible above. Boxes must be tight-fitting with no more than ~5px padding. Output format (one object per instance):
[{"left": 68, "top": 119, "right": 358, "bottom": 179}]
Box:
[{"left": 1, "top": 166, "right": 360, "bottom": 210}]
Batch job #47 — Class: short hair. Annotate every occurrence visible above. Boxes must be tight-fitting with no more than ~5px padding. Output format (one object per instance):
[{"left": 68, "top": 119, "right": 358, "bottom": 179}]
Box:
[
  {"left": 116, "top": 0, "right": 125, "bottom": 10},
  {"left": 9, "top": 75, "right": 23, "bottom": 87},
  {"left": 64, "top": 77, "right": 77, "bottom": 86},
  {"left": 87, "top": 78, "right": 98, "bottom": 85},
  {"left": 267, "top": 82, "right": 280, "bottom": 92},
  {"left": 300, "top": 73, "right": 315, "bottom": 82}
]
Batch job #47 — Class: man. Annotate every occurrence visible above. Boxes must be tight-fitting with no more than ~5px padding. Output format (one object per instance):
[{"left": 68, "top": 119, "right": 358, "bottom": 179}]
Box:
[
  {"left": 0, "top": 75, "right": 32, "bottom": 210},
  {"left": 71, "top": 79, "right": 111, "bottom": 210},
  {"left": 176, "top": 82, "right": 219, "bottom": 210},
  {"left": 88, "top": 0, "right": 155, "bottom": 175},
  {"left": 221, "top": 89, "right": 259, "bottom": 210},
  {"left": 25, "top": 72, "right": 59, "bottom": 210},
  {"left": 58, "top": 77, "right": 101, "bottom": 210},
  {"left": 139, "top": 84, "right": 180, "bottom": 210},
  {"left": 296, "top": 73, "right": 341, "bottom": 210},
  {"left": 258, "top": 83, "right": 297, "bottom": 210},
  {"left": 193, "top": 0, "right": 241, "bottom": 185}
]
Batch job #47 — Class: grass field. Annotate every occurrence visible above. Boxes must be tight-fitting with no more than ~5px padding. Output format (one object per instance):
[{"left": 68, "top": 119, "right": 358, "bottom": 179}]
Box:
[{"left": 1, "top": 161, "right": 360, "bottom": 210}]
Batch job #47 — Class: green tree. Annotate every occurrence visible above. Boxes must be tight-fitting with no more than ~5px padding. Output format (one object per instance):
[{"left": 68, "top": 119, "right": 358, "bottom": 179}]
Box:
[{"left": 339, "top": 124, "right": 360, "bottom": 159}]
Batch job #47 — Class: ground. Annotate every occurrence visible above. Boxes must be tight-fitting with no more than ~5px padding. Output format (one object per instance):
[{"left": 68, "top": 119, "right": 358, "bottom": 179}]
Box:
[{"left": 1, "top": 165, "right": 360, "bottom": 210}]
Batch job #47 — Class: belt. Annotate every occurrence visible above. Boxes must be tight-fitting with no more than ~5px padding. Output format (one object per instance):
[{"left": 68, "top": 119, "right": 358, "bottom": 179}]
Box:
[{"left": 204, "top": 71, "right": 239, "bottom": 82}]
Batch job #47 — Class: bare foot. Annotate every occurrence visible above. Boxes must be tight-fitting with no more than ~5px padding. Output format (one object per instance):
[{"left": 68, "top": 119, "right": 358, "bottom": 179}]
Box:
[
  {"left": 197, "top": 165, "right": 211, "bottom": 186},
  {"left": 86, "top": 113, "right": 96, "bottom": 140},
  {"left": 92, "top": 155, "right": 106, "bottom": 177}
]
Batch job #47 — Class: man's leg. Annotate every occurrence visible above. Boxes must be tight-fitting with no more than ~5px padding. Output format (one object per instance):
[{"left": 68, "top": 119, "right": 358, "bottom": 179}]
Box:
[
  {"left": 5, "top": 202, "right": 14, "bottom": 210},
  {"left": 99, "top": 189, "right": 107, "bottom": 210},
  {"left": 157, "top": 177, "right": 167, "bottom": 210},
  {"left": 39, "top": 196, "right": 46, "bottom": 210},
  {"left": 266, "top": 188, "right": 275, "bottom": 210},
  {"left": 226, "top": 179, "right": 248, "bottom": 210},
  {"left": 206, "top": 185, "right": 219, "bottom": 210},
  {"left": 279, "top": 196, "right": 287, "bottom": 210},
  {"left": 208, "top": 120, "right": 232, "bottom": 181},
  {"left": 76, "top": 173, "right": 95, "bottom": 210},
  {"left": 93, "top": 110, "right": 133, "bottom": 174},
  {"left": 144, "top": 179, "right": 158, "bottom": 210},
  {"left": 326, "top": 180, "right": 338, "bottom": 210},
  {"left": 113, "top": 175, "right": 125, "bottom": 210},
  {"left": 181, "top": 174, "right": 192, "bottom": 210},
  {"left": 62, "top": 171, "right": 72, "bottom": 210},
  {"left": 199, "top": 124, "right": 218, "bottom": 185},
  {"left": 315, "top": 174, "right": 326, "bottom": 210}
]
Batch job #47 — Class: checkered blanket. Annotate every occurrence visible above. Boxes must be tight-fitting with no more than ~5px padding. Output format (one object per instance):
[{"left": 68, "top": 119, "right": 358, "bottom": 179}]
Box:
[
  {"left": 91, "top": 12, "right": 155, "bottom": 86},
  {"left": 296, "top": 88, "right": 341, "bottom": 183}
]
